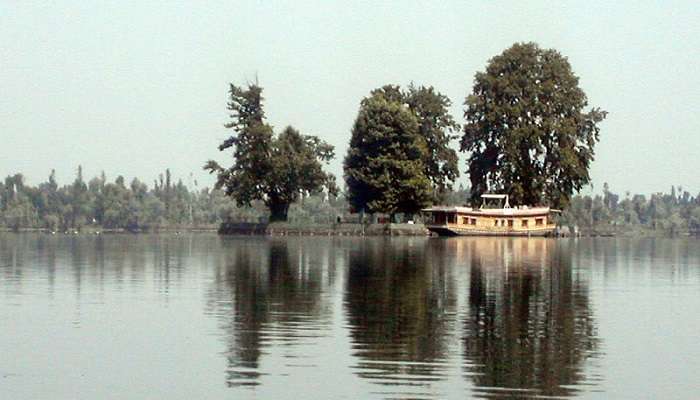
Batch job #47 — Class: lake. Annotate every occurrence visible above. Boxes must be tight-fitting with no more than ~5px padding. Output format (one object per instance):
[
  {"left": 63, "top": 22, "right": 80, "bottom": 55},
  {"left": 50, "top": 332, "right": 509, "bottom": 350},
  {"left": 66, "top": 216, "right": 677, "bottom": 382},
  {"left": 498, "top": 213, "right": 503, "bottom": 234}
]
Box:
[{"left": 1, "top": 234, "right": 699, "bottom": 399}]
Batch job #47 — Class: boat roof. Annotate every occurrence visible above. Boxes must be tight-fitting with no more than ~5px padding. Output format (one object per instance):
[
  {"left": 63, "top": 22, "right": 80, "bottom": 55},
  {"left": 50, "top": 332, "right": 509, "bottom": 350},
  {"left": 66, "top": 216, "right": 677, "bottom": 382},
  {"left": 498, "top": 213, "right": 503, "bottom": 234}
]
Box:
[
  {"left": 422, "top": 206, "right": 474, "bottom": 213},
  {"left": 422, "top": 205, "right": 551, "bottom": 217},
  {"left": 481, "top": 194, "right": 508, "bottom": 199}
]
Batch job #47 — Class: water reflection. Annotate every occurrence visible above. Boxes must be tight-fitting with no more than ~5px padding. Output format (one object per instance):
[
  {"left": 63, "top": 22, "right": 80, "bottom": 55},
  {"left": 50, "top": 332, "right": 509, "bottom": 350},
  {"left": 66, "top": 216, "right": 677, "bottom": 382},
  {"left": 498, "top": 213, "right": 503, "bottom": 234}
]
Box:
[
  {"left": 461, "top": 238, "right": 599, "bottom": 398},
  {"left": 207, "top": 238, "right": 335, "bottom": 387},
  {"left": 1, "top": 234, "right": 627, "bottom": 399},
  {"left": 344, "top": 239, "right": 459, "bottom": 395}
]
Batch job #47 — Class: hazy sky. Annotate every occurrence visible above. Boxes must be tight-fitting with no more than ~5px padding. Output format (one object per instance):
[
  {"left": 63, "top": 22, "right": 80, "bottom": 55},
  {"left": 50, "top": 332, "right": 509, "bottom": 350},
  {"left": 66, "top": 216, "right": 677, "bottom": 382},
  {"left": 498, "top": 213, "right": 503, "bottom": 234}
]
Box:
[{"left": 2, "top": 1, "right": 699, "bottom": 196}]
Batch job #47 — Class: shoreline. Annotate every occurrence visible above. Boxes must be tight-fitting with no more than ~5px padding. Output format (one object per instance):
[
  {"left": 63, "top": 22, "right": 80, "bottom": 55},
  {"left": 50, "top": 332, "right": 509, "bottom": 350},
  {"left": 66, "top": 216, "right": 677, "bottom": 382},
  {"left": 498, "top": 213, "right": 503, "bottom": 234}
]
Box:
[
  {"left": 2, "top": 224, "right": 698, "bottom": 238},
  {"left": 217, "top": 222, "right": 431, "bottom": 236}
]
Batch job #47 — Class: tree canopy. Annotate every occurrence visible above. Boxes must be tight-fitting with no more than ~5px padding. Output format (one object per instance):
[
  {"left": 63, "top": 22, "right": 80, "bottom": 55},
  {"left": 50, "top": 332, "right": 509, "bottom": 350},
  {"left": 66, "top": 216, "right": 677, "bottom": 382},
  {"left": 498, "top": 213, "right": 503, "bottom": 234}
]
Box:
[
  {"left": 344, "top": 90, "right": 433, "bottom": 217},
  {"left": 461, "top": 42, "right": 607, "bottom": 209},
  {"left": 370, "top": 84, "right": 461, "bottom": 202},
  {"left": 205, "top": 83, "right": 336, "bottom": 222}
]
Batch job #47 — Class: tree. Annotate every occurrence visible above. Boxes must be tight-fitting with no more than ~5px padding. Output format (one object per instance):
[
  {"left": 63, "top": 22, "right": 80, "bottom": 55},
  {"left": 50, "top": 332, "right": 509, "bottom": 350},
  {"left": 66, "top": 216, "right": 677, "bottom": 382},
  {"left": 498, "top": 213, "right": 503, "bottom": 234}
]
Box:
[
  {"left": 68, "top": 166, "right": 90, "bottom": 229},
  {"left": 1, "top": 174, "right": 39, "bottom": 230},
  {"left": 369, "top": 84, "right": 460, "bottom": 203},
  {"left": 404, "top": 85, "right": 460, "bottom": 201},
  {"left": 101, "top": 176, "right": 130, "bottom": 229},
  {"left": 89, "top": 172, "right": 107, "bottom": 226},
  {"left": 205, "top": 83, "right": 336, "bottom": 222},
  {"left": 38, "top": 170, "right": 62, "bottom": 229},
  {"left": 140, "top": 193, "right": 166, "bottom": 228},
  {"left": 344, "top": 90, "right": 433, "bottom": 218},
  {"left": 263, "top": 126, "right": 337, "bottom": 221},
  {"left": 689, "top": 208, "right": 700, "bottom": 233},
  {"left": 461, "top": 42, "right": 607, "bottom": 209}
]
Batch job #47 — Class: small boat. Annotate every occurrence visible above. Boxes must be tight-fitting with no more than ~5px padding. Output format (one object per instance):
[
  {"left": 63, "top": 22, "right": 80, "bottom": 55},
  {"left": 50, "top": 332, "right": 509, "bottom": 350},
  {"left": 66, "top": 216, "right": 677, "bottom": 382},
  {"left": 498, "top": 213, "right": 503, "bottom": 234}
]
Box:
[{"left": 422, "top": 194, "right": 557, "bottom": 237}]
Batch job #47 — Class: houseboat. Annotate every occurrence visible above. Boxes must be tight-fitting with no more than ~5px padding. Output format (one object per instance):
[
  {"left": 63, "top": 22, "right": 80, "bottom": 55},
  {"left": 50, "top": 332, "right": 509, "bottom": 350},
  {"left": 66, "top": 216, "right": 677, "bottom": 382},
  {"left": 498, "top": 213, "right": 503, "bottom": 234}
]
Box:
[{"left": 422, "top": 194, "right": 557, "bottom": 237}]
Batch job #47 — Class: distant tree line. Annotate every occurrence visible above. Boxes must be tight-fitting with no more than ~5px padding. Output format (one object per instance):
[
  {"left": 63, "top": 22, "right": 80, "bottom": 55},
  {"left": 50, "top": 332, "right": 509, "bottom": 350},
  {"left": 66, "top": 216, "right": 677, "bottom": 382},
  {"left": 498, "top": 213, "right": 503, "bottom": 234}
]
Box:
[
  {"left": 560, "top": 184, "right": 700, "bottom": 236},
  {"left": 1, "top": 169, "right": 698, "bottom": 235},
  {"left": 0, "top": 168, "right": 267, "bottom": 232}
]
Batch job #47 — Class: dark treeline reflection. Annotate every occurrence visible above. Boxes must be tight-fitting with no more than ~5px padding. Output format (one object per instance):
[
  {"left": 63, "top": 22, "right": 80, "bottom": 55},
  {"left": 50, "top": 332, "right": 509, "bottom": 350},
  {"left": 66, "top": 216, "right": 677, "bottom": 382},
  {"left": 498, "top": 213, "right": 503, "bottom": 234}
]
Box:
[
  {"left": 344, "top": 239, "right": 459, "bottom": 388},
  {"left": 207, "top": 238, "right": 336, "bottom": 388},
  {"left": 463, "top": 239, "right": 599, "bottom": 398}
]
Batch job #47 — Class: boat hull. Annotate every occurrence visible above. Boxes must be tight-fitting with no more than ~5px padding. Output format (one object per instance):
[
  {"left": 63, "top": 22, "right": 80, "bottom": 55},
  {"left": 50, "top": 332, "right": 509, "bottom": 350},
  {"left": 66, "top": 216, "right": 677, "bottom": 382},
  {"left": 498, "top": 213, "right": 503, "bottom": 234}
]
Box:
[{"left": 426, "top": 225, "right": 555, "bottom": 237}]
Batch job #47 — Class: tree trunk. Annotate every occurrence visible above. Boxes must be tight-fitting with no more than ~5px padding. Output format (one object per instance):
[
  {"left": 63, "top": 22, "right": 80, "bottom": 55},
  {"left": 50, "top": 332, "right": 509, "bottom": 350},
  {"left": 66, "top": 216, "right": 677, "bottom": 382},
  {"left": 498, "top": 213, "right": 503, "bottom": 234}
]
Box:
[{"left": 268, "top": 202, "right": 289, "bottom": 222}]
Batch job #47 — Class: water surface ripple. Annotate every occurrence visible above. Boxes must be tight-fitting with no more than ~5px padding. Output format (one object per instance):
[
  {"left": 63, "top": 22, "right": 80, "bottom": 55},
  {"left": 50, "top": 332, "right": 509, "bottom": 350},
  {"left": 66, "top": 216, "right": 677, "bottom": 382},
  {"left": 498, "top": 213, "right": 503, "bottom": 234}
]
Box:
[{"left": 1, "top": 234, "right": 699, "bottom": 399}]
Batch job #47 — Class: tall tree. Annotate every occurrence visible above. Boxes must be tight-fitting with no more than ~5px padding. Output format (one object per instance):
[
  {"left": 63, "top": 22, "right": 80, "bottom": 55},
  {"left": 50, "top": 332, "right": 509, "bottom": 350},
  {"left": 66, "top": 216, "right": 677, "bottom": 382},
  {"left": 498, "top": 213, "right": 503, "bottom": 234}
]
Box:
[
  {"left": 461, "top": 42, "right": 607, "bottom": 209},
  {"left": 89, "top": 172, "right": 106, "bottom": 226},
  {"left": 370, "top": 84, "right": 460, "bottom": 203},
  {"left": 405, "top": 84, "right": 460, "bottom": 201},
  {"left": 69, "top": 166, "right": 90, "bottom": 229},
  {"left": 39, "top": 170, "right": 62, "bottom": 228},
  {"left": 205, "top": 83, "right": 336, "bottom": 222},
  {"left": 344, "top": 90, "right": 433, "bottom": 218}
]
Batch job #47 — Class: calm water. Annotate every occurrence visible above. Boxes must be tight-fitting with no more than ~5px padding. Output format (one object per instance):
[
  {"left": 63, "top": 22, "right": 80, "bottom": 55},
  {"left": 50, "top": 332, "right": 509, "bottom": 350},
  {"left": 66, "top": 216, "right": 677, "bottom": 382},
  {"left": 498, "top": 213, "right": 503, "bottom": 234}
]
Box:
[{"left": 1, "top": 234, "right": 699, "bottom": 399}]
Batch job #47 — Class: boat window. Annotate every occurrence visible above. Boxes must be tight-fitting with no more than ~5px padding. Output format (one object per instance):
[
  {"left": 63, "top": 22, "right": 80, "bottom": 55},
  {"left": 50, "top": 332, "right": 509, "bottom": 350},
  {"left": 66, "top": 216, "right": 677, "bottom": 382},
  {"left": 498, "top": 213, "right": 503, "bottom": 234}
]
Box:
[
  {"left": 462, "top": 217, "right": 469, "bottom": 225},
  {"left": 470, "top": 218, "right": 477, "bottom": 225},
  {"left": 494, "top": 219, "right": 499, "bottom": 227},
  {"left": 536, "top": 218, "right": 543, "bottom": 226},
  {"left": 508, "top": 220, "right": 514, "bottom": 227},
  {"left": 522, "top": 219, "right": 529, "bottom": 227}
]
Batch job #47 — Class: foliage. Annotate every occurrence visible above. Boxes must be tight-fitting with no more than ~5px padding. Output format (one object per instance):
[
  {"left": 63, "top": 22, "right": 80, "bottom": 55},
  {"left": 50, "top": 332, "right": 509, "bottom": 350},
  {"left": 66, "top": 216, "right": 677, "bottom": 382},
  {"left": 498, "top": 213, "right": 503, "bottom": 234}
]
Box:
[
  {"left": 265, "top": 126, "right": 338, "bottom": 220},
  {"left": 461, "top": 42, "right": 607, "bottom": 209},
  {"left": 344, "top": 90, "right": 433, "bottom": 217},
  {"left": 0, "top": 168, "right": 218, "bottom": 232},
  {"left": 404, "top": 85, "right": 460, "bottom": 201},
  {"left": 364, "top": 84, "right": 460, "bottom": 203},
  {"left": 2, "top": 169, "right": 699, "bottom": 237},
  {"left": 205, "top": 83, "right": 336, "bottom": 221},
  {"left": 0, "top": 167, "right": 350, "bottom": 231},
  {"left": 560, "top": 184, "right": 700, "bottom": 236}
]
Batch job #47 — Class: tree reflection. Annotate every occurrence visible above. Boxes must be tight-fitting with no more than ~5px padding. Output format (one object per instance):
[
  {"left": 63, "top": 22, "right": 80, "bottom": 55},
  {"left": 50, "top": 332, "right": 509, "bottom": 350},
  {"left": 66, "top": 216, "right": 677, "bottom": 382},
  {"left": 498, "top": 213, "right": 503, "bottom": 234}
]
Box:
[
  {"left": 344, "top": 238, "right": 458, "bottom": 387},
  {"left": 463, "top": 238, "right": 599, "bottom": 398},
  {"left": 208, "top": 238, "right": 333, "bottom": 388}
]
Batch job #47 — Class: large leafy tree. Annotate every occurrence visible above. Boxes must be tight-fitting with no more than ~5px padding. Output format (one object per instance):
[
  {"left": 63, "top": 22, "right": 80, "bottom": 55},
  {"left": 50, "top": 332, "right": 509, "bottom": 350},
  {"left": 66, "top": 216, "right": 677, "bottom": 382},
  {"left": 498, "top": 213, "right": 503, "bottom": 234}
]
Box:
[
  {"left": 370, "top": 84, "right": 460, "bottom": 202},
  {"left": 344, "top": 91, "right": 433, "bottom": 218},
  {"left": 266, "top": 126, "right": 336, "bottom": 220},
  {"left": 461, "top": 42, "right": 607, "bottom": 209},
  {"left": 205, "top": 83, "right": 336, "bottom": 222}
]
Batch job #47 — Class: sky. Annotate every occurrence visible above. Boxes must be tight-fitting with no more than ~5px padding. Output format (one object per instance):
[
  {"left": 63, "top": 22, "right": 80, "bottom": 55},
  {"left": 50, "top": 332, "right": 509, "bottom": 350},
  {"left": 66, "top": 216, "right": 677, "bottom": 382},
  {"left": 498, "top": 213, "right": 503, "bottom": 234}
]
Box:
[{"left": 1, "top": 1, "right": 699, "bottom": 196}]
